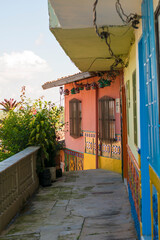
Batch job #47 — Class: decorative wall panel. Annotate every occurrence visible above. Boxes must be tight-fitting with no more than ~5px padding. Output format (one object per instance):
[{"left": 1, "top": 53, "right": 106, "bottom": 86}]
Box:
[
  {"left": 84, "top": 131, "right": 121, "bottom": 159},
  {"left": 127, "top": 145, "right": 141, "bottom": 239},
  {"left": 64, "top": 149, "right": 84, "bottom": 171}
]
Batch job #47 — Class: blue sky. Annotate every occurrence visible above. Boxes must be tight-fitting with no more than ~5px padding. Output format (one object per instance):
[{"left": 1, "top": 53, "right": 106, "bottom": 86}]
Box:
[{"left": 0, "top": 0, "right": 79, "bottom": 105}]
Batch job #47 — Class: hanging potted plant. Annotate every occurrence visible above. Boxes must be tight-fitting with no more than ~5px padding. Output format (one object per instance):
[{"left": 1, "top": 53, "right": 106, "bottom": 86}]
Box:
[
  {"left": 85, "top": 83, "right": 91, "bottom": 90},
  {"left": 91, "top": 82, "right": 97, "bottom": 90},
  {"left": 71, "top": 88, "right": 76, "bottom": 94},
  {"left": 98, "top": 78, "right": 105, "bottom": 88},
  {"left": 64, "top": 89, "right": 69, "bottom": 96},
  {"left": 75, "top": 87, "right": 80, "bottom": 93},
  {"left": 79, "top": 83, "right": 84, "bottom": 90},
  {"left": 104, "top": 79, "right": 112, "bottom": 86}
]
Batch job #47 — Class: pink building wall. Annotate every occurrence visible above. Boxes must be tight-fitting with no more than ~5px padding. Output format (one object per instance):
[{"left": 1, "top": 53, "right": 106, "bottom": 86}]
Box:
[{"left": 64, "top": 74, "right": 122, "bottom": 153}]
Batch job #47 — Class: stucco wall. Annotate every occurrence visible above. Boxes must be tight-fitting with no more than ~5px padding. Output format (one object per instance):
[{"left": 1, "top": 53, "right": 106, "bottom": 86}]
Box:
[
  {"left": 124, "top": 23, "right": 142, "bottom": 163},
  {"left": 64, "top": 74, "right": 122, "bottom": 153}
]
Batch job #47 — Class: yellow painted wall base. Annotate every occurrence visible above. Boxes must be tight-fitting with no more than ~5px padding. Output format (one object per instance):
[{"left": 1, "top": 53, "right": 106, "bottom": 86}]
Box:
[
  {"left": 84, "top": 153, "right": 96, "bottom": 170},
  {"left": 84, "top": 153, "right": 122, "bottom": 174},
  {"left": 99, "top": 156, "right": 122, "bottom": 174}
]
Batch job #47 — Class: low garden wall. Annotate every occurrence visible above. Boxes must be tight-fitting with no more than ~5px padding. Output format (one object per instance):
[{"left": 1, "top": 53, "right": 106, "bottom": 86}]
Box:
[{"left": 0, "top": 146, "right": 40, "bottom": 233}]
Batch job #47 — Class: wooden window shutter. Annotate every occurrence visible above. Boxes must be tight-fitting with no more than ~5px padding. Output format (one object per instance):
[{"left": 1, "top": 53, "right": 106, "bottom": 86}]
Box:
[
  {"left": 69, "top": 99, "right": 81, "bottom": 138},
  {"left": 99, "top": 96, "right": 115, "bottom": 143}
]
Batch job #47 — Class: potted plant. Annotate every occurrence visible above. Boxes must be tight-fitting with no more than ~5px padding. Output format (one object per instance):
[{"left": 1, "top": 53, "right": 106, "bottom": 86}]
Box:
[
  {"left": 79, "top": 83, "right": 84, "bottom": 90},
  {"left": 85, "top": 83, "right": 91, "bottom": 90},
  {"left": 64, "top": 89, "right": 69, "bottom": 96},
  {"left": 75, "top": 87, "right": 80, "bottom": 93},
  {"left": 44, "top": 144, "right": 56, "bottom": 182},
  {"left": 104, "top": 79, "right": 112, "bottom": 86},
  {"left": 98, "top": 78, "right": 105, "bottom": 88},
  {"left": 71, "top": 88, "right": 76, "bottom": 94},
  {"left": 29, "top": 102, "right": 63, "bottom": 186},
  {"left": 45, "top": 140, "right": 64, "bottom": 180},
  {"left": 91, "top": 82, "right": 97, "bottom": 90}
]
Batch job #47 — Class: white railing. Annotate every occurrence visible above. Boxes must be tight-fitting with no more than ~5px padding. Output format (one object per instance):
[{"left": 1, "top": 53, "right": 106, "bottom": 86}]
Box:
[{"left": 0, "top": 146, "right": 40, "bottom": 233}]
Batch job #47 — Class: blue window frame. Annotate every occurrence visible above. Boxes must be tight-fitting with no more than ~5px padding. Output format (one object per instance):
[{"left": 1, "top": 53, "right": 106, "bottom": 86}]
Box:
[{"left": 141, "top": 0, "right": 160, "bottom": 174}]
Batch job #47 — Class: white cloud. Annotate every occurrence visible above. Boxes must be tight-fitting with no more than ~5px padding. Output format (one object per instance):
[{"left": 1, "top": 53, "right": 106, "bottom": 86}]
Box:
[
  {"left": 35, "top": 33, "right": 44, "bottom": 46},
  {"left": 0, "top": 50, "right": 51, "bottom": 83},
  {"left": 0, "top": 51, "right": 55, "bottom": 102}
]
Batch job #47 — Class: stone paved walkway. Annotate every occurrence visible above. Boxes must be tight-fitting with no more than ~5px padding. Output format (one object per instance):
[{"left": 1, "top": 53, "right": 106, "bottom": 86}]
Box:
[{"left": 0, "top": 170, "right": 137, "bottom": 240}]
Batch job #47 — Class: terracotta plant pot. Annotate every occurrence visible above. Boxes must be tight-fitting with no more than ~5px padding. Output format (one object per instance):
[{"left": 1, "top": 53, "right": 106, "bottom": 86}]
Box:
[
  {"left": 64, "top": 89, "right": 69, "bottom": 95},
  {"left": 85, "top": 83, "right": 91, "bottom": 90},
  {"left": 75, "top": 87, "right": 80, "bottom": 93},
  {"left": 78, "top": 83, "right": 84, "bottom": 90}
]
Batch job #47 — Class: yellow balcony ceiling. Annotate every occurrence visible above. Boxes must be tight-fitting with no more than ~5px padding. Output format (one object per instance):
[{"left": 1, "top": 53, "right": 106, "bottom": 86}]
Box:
[{"left": 48, "top": 0, "right": 141, "bottom": 71}]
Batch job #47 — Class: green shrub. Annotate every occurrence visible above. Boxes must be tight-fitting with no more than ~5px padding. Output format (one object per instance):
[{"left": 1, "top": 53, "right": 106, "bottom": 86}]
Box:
[
  {"left": 0, "top": 89, "right": 64, "bottom": 165},
  {"left": 0, "top": 109, "right": 32, "bottom": 154}
]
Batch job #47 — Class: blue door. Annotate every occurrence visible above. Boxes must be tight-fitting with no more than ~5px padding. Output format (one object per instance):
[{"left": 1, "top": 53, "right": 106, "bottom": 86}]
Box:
[{"left": 140, "top": 0, "right": 160, "bottom": 236}]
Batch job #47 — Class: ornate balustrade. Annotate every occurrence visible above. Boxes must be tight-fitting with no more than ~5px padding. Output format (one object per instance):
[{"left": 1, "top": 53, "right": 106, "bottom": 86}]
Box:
[{"left": 0, "top": 146, "right": 40, "bottom": 233}]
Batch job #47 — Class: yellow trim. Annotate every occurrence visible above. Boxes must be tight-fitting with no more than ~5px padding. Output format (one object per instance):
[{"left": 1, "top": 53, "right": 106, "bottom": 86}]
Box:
[
  {"left": 149, "top": 165, "right": 160, "bottom": 193},
  {"left": 140, "top": 221, "right": 142, "bottom": 237},
  {"left": 150, "top": 180, "right": 153, "bottom": 240},
  {"left": 138, "top": 153, "right": 141, "bottom": 169},
  {"left": 158, "top": 192, "right": 160, "bottom": 240}
]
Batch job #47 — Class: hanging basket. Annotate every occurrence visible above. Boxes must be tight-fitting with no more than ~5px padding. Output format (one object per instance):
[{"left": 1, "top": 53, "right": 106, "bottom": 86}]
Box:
[
  {"left": 64, "top": 89, "right": 69, "bottom": 96},
  {"left": 91, "top": 82, "right": 97, "bottom": 90},
  {"left": 71, "top": 88, "right": 76, "bottom": 94},
  {"left": 75, "top": 87, "right": 80, "bottom": 93},
  {"left": 85, "top": 83, "right": 91, "bottom": 90},
  {"left": 104, "top": 79, "right": 112, "bottom": 87},
  {"left": 98, "top": 78, "right": 105, "bottom": 88},
  {"left": 79, "top": 83, "right": 84, "bottom": 90},
  {"left": 98, "top": 82, "right": 105, "bottom": 88}
]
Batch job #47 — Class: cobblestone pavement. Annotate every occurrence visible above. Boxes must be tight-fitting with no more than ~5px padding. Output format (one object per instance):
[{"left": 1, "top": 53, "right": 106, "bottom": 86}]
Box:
[{"left": 0, "top": 169, "right": 137, "bottom": 240}]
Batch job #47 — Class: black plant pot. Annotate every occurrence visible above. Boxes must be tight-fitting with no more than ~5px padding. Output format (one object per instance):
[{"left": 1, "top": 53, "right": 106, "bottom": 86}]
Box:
[
  {"left": 56, "top": 168, "right": 62, "bottom": 178},
  {"left": 39, "top": 169, "right": 52, "bottom": 187}
]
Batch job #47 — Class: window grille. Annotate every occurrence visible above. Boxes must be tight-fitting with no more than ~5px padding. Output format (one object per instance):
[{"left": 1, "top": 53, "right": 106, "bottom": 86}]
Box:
[
  {"left": 132, "top": 70, "right": 138, "bottom": 146},
  {"left": 69, "top": 99, "right": 81, "bottom": 138},
  {"left": 99, "top": 96, "right": 115, "bottom": 143}
]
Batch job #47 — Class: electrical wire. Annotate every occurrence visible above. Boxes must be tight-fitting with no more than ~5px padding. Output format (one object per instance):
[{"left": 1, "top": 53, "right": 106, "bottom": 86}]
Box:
[
  {"left": 115, "top": 0, "right": 141, "bottom": 29},
  {"left": 93, "top": 0, "right": 126, "bottom": 71},
  {"left": 115, "top": 0, "right": 135, "bottom": 24},
  {"left": 86, "top": 57, "right": 112, "bottom": 72},
  {"left": 93, "top": 0, "right": 102, "bottom": 39}
]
